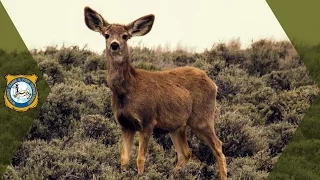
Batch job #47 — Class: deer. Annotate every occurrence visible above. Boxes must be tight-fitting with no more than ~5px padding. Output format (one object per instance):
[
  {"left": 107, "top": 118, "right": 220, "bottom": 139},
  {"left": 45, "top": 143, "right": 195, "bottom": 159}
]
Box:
[
  {"left": 84, "top": 7, "right": 227, "bottom": 180},
  {"left": 13, "top": 83, "right": 31, "bottom": 100}
]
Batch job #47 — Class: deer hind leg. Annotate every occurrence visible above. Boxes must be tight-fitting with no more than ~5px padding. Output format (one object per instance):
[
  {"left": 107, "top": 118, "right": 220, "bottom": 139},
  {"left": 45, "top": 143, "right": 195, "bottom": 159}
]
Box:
[
  {"left": 191, "top": 126, "right": 227, "bottom": 180},
  {"left": 169, "top": 126, "right": 192, "bottom": 170},
  {"left": 120, "top": 129, "right": 135, "bottom": 172}
]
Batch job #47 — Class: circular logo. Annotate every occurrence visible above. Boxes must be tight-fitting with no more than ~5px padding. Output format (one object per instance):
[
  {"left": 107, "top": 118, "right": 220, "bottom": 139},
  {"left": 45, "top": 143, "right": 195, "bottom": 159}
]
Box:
[{"left": 5, "top": 77, "right": 37, "bottom": 108}]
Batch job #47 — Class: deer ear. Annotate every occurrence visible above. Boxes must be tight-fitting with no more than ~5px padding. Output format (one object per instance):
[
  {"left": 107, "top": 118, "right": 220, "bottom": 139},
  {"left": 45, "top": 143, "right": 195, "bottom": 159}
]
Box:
[
  {"left": 84, "top": 7, "right": 109, "bottom": 33},
  {"left": 126, "top": 14, "right": 155, "bottom": 37}
]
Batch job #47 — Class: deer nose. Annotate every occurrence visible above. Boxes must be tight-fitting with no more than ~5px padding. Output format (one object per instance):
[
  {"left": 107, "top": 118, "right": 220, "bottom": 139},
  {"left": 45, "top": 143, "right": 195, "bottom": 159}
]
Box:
[{"left": 110, "top": 42, "right": 120, "bottom": 51}]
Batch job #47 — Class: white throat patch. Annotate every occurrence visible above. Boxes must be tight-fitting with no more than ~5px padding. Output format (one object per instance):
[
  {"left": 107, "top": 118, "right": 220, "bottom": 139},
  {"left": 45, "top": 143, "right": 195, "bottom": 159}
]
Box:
[{"left": 113, "top": 55, "right": 123, "bottom": 63}]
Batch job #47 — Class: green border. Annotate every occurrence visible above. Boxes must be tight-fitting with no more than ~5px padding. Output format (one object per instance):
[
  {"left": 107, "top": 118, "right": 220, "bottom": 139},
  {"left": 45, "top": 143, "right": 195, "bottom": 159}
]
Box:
[
  {"left": 0, "top": 2, "right": 50, "bottom": 177},
  {"left": 267, "top": 1, "right": 320, "bottom": 179}
]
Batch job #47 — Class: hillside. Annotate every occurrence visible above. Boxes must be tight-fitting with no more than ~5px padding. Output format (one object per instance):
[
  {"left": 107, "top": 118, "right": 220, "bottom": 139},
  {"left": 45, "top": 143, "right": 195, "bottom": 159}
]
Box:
[{"left": 3, "top": 39, "right": 319, "bottom": 179}]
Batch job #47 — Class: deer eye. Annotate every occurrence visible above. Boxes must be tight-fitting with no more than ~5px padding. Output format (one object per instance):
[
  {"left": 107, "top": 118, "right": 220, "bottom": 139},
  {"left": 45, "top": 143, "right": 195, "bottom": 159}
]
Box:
[
  {"left": 104, "top": 34, "right": 110, "bottom": 39},
  {"left": 122, "top": 34, "right": 128, "bottom": 40}
]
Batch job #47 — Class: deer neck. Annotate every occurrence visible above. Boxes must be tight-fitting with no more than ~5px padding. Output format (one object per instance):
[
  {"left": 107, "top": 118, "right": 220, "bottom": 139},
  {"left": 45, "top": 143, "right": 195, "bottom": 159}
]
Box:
[{"left": 105, "top": 51, "right": 136, "bottom": 96}]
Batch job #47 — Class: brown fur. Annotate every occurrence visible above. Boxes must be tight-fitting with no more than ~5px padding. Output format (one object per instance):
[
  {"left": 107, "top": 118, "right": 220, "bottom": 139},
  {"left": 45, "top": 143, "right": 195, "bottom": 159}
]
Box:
[{"left": 84, "top": 6, "right": 227, "bottom": 180}]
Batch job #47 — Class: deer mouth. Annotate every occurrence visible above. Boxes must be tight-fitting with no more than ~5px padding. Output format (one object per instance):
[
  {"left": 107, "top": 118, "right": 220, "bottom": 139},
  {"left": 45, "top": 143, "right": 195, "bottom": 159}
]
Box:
[{"left": 110, "top": 49, "right": 121, "bottom": 54}]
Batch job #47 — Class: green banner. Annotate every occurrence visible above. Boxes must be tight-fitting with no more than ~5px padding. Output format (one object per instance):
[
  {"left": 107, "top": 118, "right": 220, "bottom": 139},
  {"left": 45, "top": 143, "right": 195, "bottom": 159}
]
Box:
[
  {"left": 0, "top": 2, "right": 50, "bottom": 177},
  {"left": 267, "top": 1, "right": 320, "bottom": 179}
]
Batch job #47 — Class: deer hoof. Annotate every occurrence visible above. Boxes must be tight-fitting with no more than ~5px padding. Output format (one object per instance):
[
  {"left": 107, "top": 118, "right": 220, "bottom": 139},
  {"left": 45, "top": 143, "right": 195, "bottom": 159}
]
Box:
[{"left": 121, "top": 165, "right": 128, "bottom": 172}]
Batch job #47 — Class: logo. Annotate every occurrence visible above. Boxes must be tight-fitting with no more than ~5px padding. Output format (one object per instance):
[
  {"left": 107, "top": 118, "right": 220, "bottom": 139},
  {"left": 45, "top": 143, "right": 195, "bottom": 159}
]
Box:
[{"left": 4, "top": 74, "right": 38, "bottom": 112}]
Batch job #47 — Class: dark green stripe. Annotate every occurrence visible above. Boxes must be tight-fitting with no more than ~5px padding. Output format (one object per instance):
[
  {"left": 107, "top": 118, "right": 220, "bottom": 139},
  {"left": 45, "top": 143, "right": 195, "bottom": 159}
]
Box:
[
  {"left": 267, "top": 1, "right": 320, "bottom": 179},
  {"left": 0, "top": 2, "right": 50, "bottom": 177}
]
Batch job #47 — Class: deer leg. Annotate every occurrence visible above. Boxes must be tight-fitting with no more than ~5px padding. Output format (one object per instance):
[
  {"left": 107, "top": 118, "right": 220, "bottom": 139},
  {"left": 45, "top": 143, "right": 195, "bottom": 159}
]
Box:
[
  {"left": 120, "top": 129, "right": 135, "bottom": 172},
  {"left": 192, "top": 127, "right": 227, "bottom": 180},
  {"left": 169, "top": 126, "right": 192, "bottom": 170},
  {"left": 137, "top": 131, "right": 152, "bottom": 174}
]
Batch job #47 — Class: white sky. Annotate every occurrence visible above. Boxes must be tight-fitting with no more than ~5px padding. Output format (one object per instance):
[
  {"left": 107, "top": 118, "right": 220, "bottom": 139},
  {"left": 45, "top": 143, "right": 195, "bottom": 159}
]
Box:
[{"left": 2, "top": 0, "right": 289, "bottom": 53}]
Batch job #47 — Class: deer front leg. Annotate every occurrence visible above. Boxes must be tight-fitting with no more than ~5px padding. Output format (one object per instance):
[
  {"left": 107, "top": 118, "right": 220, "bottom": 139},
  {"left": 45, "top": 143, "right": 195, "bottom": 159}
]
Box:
[
  {"left": 121, "top": 129, "right": 135, "bottom": 172},
  {"left": 137, "top": 131, "right": 151, "bottom": 174}
]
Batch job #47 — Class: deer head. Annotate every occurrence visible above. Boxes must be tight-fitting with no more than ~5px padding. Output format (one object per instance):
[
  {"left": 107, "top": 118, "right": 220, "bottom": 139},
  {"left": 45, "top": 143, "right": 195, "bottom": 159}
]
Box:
[{"left": 84, "top": 7, "right": 154, "bottom": 64}]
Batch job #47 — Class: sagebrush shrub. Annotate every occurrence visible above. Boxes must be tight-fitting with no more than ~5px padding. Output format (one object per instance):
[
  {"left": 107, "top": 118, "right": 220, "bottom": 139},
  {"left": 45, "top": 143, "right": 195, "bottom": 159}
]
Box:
[
  {"left": 10, "top": 139, "right": 121, "bottom": 180},
  {"left": 133, "top": 61, "right": 161, "bottom": 71},
  {"left": 37, "top": 58, "right": 64, "bottom": 86},
  {"left": 4, "top": 40, "right": 319, "bottom": 179},
  {"left": 267, "top": 122, "right": 296, "bottom": 157},
  {"left": 215, "top": 111, "right": 268, "bottom": 157},
  {"left": 84, "top": 54, "right": 105, "bottom": 72},
  {"left": 79, "top": 115, "right": 121, "bottom": 146},
  {"left": 29, "top": 83, "right": 81, "bottom": 140}
]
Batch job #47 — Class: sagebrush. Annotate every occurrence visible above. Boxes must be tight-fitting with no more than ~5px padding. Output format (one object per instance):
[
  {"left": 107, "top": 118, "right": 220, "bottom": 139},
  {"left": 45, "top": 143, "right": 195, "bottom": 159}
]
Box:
[{"left": 3, "top": 39, "right": 319, "bottom": 180}]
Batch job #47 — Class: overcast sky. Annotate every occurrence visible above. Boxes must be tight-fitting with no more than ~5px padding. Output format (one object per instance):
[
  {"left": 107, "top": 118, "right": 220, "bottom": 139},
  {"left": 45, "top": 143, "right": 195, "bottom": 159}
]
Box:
[{"left": 2, "top": 0, "right": 289, "bottom": 53}]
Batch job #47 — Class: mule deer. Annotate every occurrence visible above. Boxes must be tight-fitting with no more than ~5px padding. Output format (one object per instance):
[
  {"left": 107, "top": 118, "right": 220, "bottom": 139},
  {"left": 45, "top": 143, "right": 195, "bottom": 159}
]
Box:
[
  {"left": 13, "top": 84, "right": 31, "bottom": 99},
  {"left": 84, "top": 7, "right": 227, "bottom": 179}
]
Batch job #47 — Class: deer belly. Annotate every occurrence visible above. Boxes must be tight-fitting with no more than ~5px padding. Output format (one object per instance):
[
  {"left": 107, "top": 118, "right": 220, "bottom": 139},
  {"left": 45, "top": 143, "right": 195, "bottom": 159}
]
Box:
[
  {"left": 154, "top": 90, "right": 193, "bottom": 130},
  {"left": 153, "top": 127, "right": 170, "bottom": 134}
]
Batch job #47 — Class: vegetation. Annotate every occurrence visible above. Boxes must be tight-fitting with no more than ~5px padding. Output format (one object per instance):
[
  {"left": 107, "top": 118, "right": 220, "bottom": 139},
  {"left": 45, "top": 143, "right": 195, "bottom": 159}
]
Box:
[
  {"left": 266, "top": 43, "right": 320, "bottom": 180},
  {"left": 2, "top": 39, "right": 319, "bottom": 179}
]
